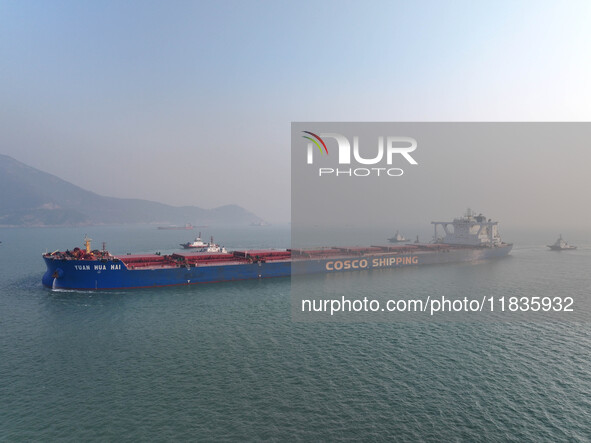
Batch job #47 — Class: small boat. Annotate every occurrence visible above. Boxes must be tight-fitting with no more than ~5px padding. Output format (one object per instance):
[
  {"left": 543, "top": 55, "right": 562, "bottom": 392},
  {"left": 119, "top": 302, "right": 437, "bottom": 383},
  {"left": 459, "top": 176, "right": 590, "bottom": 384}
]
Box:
[
  {"left": 388, "top": 230, "right": 407, "bottom": 243},
  {"left": 180, "top": 233, "right": 207, "bottom": 249},
  {"left": 547, "top": 234, "right": 577, "bottom": 251},
  {"left": 180, "top": 235, "right": 227, "bottom": 253},
  {"left": 203, "top": 239, "right": 227, "bottom": 254}
]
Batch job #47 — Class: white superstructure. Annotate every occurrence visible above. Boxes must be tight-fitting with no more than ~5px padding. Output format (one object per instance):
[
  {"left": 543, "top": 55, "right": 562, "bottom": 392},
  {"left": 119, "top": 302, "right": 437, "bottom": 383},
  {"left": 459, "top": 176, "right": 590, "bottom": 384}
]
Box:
[
  {"left": 180, "top": 233, "right": 228, "bottom": 253},
  {"left": 388, "top": 230, "right": 407, "bottom": 243},
  {"left": 203, "top": 236, "right": 228, "bottom": 253},
  {"left": 181, "top": 233, "right": 208, "bottom": 249},
  {"left": 431, "top": 209, "right": 504, "bottom": 247}
]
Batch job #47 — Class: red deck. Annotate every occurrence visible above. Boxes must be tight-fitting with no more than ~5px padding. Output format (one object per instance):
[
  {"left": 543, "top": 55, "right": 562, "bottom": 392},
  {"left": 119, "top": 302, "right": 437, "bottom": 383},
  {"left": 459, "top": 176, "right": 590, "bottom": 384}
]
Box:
[{"left": 117, "top": 250, "right": 293, "bottom": 269}]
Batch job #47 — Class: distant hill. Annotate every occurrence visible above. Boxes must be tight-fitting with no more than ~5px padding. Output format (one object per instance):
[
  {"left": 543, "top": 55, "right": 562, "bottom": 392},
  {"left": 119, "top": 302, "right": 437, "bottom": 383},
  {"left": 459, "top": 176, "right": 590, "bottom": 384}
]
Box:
[{"left": 0, "top": 154, "right": 264, "bottom": 227}]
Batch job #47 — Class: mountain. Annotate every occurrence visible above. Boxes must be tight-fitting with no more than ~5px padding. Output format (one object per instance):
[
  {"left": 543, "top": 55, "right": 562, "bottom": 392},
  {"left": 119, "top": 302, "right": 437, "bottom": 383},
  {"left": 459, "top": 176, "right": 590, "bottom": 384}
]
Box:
[{"left": 0, "top": 154, "right": 264, "bottom": 227}]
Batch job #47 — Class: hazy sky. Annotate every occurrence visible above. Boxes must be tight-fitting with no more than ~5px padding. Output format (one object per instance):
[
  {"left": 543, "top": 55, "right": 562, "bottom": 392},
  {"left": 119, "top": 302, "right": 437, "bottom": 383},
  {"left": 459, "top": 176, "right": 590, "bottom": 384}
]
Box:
[{"left": 2, "top": 0, "right": 591, "bottom": 222}]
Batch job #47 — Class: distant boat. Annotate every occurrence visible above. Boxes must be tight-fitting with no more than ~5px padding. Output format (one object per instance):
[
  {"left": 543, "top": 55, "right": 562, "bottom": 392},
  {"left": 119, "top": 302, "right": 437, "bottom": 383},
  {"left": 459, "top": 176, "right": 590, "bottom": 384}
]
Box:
[
  {"left": 157, "top": 224, "right": 194, "bottom": 230},
  {"left": 547, "top": 234, "right": 577, "bottom": 251},
  {"left": 250, "top": 221, "right": 270, "bottom": 226},
  {"left": 388, "top": 230, "right": 407, "bottom": 243}
]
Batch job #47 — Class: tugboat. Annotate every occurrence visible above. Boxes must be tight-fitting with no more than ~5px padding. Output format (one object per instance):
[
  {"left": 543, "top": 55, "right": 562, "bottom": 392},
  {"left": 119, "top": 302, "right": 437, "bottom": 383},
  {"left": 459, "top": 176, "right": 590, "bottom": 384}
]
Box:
[
  {"left": 201, "top": 237, "right": 227, "bottom": 253},
  {"left": 388, "top": 230, "right": 407, "bottom": 243},
  {"left": 180, "top": 235, "right": 227, "bottom": 253},
  {"left": 547, "top": 234, "right": 577, "bottom": 251},
  {"left": 180, "top": 233, "right": 207, "bottom": 249}
]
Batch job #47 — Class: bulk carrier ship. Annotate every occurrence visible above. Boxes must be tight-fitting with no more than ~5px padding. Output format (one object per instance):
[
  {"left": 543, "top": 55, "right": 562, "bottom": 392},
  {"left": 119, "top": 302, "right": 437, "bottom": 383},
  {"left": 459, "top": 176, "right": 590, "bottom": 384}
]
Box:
[{"left": 42, "top": 211, "right": 512, "bottom": 290}]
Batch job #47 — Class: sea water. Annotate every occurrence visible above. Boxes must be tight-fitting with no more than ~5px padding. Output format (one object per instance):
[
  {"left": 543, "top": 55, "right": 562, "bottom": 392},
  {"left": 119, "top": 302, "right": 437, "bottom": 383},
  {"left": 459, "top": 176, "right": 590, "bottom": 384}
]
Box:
[{"left": 1, "top": 225, "right": 590, "bottom": 441}]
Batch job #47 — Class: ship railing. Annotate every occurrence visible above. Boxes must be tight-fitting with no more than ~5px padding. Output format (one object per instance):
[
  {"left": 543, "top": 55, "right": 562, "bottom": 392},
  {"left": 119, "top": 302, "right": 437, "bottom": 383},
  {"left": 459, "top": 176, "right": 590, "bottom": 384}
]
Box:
[
  {"left": 371, "top": 245, "right": 420, "bottom": 253},
  {"left": 289, "top": 248, "right": 351, "bottom": 258}
]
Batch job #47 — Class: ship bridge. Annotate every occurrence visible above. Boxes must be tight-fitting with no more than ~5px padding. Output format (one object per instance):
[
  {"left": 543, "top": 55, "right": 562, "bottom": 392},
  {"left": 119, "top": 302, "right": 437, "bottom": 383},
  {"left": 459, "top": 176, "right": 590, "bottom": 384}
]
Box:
[{"left": 431, "top": 209, "right": 503, "bottom": 247}]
